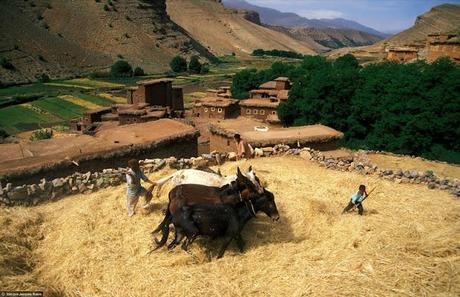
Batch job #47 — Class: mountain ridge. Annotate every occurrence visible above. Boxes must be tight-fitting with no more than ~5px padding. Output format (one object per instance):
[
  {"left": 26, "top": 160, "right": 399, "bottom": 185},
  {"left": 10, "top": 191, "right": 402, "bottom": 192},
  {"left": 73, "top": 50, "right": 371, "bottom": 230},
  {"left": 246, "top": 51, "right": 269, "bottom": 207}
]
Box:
[{"left": 222, "top": 0, "right": 387, "bottom": 37}]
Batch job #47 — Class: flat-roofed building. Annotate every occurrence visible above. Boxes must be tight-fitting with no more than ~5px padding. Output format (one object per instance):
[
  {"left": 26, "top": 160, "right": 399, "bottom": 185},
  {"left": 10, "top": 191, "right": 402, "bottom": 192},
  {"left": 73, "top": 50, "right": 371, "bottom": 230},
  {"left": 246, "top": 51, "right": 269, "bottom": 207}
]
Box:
[{"left": 194, "top": 97, "right": 239, "bottom": 119}]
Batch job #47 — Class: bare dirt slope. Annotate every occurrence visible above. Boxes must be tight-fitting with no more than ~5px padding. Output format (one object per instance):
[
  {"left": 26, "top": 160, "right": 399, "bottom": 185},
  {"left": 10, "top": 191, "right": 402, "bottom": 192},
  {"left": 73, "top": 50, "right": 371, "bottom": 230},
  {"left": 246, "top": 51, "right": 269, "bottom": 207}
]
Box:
[
  {"left": 1, "top": 156, "right": 459, "bottom": 296},
  {"left": 0, "top": 0, "right": 213, "bottom": 83},
  {"left": 327, "top": 4, "right": 460, "bottom": 61},
  {"left": 166, "top": 0, "right": 317, "bottom": 56}
]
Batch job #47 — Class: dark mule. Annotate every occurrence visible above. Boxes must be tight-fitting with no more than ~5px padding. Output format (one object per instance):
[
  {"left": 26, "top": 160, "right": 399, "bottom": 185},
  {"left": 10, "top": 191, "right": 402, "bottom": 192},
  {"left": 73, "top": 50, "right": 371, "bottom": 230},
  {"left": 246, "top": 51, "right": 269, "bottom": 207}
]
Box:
[
  {"left": 168, "top": 189, "right": 279, "bottom": 258},
  {"left": 152, "top": 168, "right": 260, "bottom": 248}
]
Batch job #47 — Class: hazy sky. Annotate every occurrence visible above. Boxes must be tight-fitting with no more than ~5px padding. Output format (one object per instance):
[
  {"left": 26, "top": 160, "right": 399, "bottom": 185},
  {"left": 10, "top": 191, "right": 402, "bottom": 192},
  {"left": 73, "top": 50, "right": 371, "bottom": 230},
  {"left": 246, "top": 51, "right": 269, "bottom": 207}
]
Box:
[{"left": 245, "top": 0, "right": 460, "bottom": 33}]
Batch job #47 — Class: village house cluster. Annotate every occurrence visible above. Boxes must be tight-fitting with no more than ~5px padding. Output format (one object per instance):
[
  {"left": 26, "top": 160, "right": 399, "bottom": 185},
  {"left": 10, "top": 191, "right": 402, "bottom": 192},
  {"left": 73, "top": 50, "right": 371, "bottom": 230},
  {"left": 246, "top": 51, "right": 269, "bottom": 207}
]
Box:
[
  {"left": 71, "top": 79, "right": 184, "bottom": 132},
  {"left": 193, "top": 77, "right": 290, "bottom": 124},
  {"left": 386, "top": 32, "right": 460, "bottom": 63}
]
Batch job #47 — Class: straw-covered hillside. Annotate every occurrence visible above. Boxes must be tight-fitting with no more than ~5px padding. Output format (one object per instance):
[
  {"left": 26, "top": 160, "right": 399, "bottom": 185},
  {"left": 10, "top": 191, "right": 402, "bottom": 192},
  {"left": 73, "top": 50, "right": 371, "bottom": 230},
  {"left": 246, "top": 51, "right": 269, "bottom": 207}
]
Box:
[{"left": 1, "top": 156, "right": 459, "bottom": 296}]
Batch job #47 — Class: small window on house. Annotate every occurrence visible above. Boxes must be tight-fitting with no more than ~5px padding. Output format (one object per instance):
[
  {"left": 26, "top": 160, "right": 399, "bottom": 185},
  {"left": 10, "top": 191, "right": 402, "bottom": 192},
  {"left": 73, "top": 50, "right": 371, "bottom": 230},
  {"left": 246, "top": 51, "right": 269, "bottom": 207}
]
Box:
[
  {"left": 253, "top": 109, "right": 258, "bottom": 114},
  {"left": 260, "top": 110, "right": 265, "bottom": 115},
  {"left": 227, "top": 140, "right": 230, "bottom": 146},
  {"left": 217, "top": 108, "right": 223, "bottom": 113},
  {"left": 271, "top": 111, "right": 276, "bottom": 115},
  {"left": 246, "top": 109, "right": 251, "bottom": 114},
  {"left": 204, "top": 108, "right": 208, "bottom": 112},
  {"left": 211, "top": 107, "right": 215, "bottom": 112}
]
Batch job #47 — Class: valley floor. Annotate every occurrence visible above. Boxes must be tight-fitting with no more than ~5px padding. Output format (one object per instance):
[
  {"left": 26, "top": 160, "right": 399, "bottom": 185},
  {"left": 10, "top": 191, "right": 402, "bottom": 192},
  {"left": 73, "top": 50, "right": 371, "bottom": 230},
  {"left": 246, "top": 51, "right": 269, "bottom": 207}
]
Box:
[{"left": 1, "top": 156, "right": 459, "bottom": 296}]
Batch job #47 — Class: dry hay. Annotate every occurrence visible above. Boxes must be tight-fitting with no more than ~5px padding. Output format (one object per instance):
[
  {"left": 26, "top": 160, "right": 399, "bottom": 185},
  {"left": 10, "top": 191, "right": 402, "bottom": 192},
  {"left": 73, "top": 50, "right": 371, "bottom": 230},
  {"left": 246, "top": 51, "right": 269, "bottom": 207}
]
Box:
[
  {"left": 97, "top": 93, "right": 127, "bottom": 104},
  {"left": 1, "top": 156, "right": 459, "bottom": 296},
  {"left": 58, "top": 95, "right": 102, "bottom": 110}
]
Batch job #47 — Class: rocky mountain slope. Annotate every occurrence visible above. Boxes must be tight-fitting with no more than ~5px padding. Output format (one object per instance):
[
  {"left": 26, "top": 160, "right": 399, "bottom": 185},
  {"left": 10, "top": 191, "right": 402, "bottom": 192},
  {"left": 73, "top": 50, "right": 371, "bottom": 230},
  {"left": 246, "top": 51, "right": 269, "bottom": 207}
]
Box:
[
  {"left": 327, "top": 4, "right": 460, "bottom": 61},
  {"left": 223, "top": 0, "right": 387, "bottom": 37},
  {"left": 166, "top": 0, "right": 318, "bottom": 56},
  {"left": 0, "top": 0, "right": 213, "bottom": 83},
  {"left": 269, "top": 26, "right": 383, "bottom": 51},
  {"left": 222, "top": 0, "right": 384, "bottom": 50}
]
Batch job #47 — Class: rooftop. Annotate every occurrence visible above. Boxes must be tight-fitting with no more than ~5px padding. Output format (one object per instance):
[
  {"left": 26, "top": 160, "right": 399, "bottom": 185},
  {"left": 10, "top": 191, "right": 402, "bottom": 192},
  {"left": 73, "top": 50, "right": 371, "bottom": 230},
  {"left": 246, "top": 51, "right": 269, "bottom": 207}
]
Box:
[
  {"left": 136, "top": 78, "right": 173, "bottom": 86},
  {"left": 250, "top": 89, "right": 279, "bottom": 96},
  {"left": 274, "top": 77, "right": 289, "bottom": 82},
  {"left": 259, "top": 81, "right": 277, "bottom": 90},
  {"left": 209, "top": 117, "right": 343, "bottom": 147},
  {"left": 0, "top": 120, "right": 197, "bottom": 177},
  {"left": 388, "top": 47, "right": 418, "bottom": 52},
  {"left": 196, "top": 97, "right": 237, "bottom": 108},
  {"left": 239, "top": 99, "right": 280, "bottom": 108}
]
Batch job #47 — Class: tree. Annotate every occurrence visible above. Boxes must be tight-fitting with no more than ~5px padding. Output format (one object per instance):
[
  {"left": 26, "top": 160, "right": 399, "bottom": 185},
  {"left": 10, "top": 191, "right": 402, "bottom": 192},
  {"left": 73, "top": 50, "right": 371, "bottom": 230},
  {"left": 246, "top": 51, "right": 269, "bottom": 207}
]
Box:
[
  {"left": 200, "top": 64, "right": 210, "bottom": 74},
  {"left": 188, "top": 56, "right": 202, "bottom": 74},
  {"left": 38, "top": 73, "right": 50, "bottom": 83},
  {"left": 110, "top": 60, "right": 133, "bottom": 77},
  {"left": 0, "top": 57, "right": 14, "bottom": 70},
  {"left": 133, "top": 67, "right": 145, "bottom": 76},
  {"left": 0, "top": 129, "right": 9, "bottom": 139},
  {"left": 30, "top": 129, "right": 53, "bottom": 141},
  {"left": 170, "top": 56, "right": 187, "bottom": 73}
]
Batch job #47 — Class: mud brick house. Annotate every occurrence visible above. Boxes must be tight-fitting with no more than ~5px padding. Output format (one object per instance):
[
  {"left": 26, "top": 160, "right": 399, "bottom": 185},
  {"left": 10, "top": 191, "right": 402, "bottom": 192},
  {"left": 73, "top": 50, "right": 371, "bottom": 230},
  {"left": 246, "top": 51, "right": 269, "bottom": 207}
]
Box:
[
  {"left": 118, "top": 108, "right": 167, "bottom": 125},
  {"left": 126, "top": 79, "right": 184, "bottom": 111},
  {"left": 193, "top": 97, "right": 239, "bottom": 119},
  {"left": 426, "top": 33, "right": 460, "bottom": 62},
  {"left": 208, "top": 117, "right": 343, "bottom": 153},
  {"left": 240, "top": 77, "right": 291, "bottom": 124},
  {"left": 239, "top": 99, "right": 279, "bottom": 122},
  {"left": 386, "top": 46, "right": 419, "bottom": 62},
  {"left": 71, "top": 79, "right": 185, "bottom": 132}
]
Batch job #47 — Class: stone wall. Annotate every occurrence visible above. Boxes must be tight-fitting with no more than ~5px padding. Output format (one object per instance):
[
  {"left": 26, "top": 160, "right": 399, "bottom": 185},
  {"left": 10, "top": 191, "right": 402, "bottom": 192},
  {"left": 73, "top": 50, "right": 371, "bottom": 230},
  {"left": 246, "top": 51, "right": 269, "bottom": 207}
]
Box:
[
  {"left": 1, "top": 131, "right": 199, "bottom": 187},
  {"left": 1, "top": 145, "right": 458, "bottom": 207}
]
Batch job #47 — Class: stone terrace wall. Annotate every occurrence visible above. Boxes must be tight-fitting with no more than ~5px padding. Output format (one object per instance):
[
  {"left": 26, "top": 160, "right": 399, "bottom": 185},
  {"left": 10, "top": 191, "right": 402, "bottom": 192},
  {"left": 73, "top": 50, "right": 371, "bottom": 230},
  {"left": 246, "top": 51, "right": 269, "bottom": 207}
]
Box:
[
  {"left": 1, "top": 131, "right": 199, "bottom": 187},
  {"left": 1, "top": 145, "right": 458, "bottom": 206}
]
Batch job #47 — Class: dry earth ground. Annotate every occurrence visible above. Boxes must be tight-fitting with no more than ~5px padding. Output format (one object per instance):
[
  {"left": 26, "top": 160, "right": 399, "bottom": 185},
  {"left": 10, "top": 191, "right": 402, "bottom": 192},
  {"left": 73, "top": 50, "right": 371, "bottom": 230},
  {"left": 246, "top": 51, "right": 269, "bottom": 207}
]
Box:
[{"left": 1, "top": 156, "right": 459, "bottom": 297}]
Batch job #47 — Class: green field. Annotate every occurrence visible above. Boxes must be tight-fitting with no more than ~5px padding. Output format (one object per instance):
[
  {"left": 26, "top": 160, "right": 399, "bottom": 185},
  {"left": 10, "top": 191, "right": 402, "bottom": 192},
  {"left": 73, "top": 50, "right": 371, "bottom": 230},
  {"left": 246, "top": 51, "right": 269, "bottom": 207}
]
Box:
[
  {"left": 0, "top": 105, "right": 60, "bottom": 134},
  {"left": 32, "top": 97, "right": 88, "bottom": 120}
]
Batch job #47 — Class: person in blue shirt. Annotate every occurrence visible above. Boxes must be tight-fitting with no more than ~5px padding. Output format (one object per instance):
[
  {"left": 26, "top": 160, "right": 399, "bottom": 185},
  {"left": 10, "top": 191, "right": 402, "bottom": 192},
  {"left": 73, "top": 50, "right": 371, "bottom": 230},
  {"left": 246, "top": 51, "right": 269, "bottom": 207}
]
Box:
[
  {"left": 342, "top": 184, "right": 368, "bottom": 215},
  {"left": 126, "top": 159, "right": 157, "bottom": 217}
]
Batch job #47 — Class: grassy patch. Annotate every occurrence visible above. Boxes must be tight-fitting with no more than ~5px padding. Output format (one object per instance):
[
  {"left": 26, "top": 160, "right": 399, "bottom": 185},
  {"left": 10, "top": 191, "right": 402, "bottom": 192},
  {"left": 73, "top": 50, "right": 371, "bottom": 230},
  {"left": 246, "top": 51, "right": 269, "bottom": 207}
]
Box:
[
  {"left": 45, "top": 82, "right": 93, "bottom": 90},
  {"left": 31, "top": 97, "right": 87, "bottom": 120},
  {"left": 0, "top": 83, "right": 67, "bottom": 100},
  {"left": 0, "top": 105, "right": 57, "bottom": 134},
  {"left": 97, "top": 93, "right": 126, "bottom": 104},
  {"left": 59, "top": 78, "right": 125, "bottom": 89}
]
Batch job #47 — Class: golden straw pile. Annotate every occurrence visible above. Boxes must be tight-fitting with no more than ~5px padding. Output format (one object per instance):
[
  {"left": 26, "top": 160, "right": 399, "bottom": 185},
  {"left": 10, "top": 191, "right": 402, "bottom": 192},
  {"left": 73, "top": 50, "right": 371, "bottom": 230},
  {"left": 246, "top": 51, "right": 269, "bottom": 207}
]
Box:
[{"left": 1, "top": 156, "right": 459, "bottom": 297}]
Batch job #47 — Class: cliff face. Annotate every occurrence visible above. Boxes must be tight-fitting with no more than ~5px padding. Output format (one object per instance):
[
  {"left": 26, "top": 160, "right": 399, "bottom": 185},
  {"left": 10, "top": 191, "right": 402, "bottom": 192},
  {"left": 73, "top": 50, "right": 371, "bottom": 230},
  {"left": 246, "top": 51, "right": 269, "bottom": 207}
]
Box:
[
  {"left": 166, "top": 0, "right": 317, "bottom": 56},
  {"left": 0, "top": 0, "right": 213, "bottom": 83}
]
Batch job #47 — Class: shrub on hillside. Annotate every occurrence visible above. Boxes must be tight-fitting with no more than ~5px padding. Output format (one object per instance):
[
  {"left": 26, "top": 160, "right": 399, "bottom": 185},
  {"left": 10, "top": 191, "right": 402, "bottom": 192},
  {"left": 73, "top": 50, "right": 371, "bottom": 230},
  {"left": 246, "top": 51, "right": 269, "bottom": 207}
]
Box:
[
  {"left": 89, "top": 71, "right": 110, "bottom": 78},
  {"left": 30, "top": 129, "right": 53, "bottom": 141},
  {"left": 188, "top": 56, "right": 202, "bottom": 74},
  {"left": 170, "top": 56, "right": 187, "bottom": 73},
  {"left": 0, "top": 129, "right": 9, "bottom": 139},
  {"left": 110, "top": 60, "right": 133, "bottom": 77},
  {"left": 200, "top": 64, "right": 210, "bottom": 74},
  {"left": 251, "top": 49, "right": 304, "bottom": 59},
  {"left": 133, "top": 67, "right": 145, "bottom": 76},
  {"left": 0, "top": 57, "right": 15, "bottom": 70},
  {"left": 38, "top": 73, "right": 50, "bottom": 83}
]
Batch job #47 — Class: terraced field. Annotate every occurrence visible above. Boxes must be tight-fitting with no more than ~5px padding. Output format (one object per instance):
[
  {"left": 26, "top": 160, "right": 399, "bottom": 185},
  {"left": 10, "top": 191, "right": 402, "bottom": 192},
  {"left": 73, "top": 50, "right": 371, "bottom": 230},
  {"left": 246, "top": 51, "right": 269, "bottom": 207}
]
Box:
[{"left": 0, "top": 92, "right": 121, "bottom": 134}]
